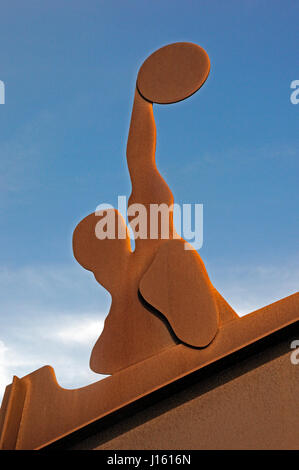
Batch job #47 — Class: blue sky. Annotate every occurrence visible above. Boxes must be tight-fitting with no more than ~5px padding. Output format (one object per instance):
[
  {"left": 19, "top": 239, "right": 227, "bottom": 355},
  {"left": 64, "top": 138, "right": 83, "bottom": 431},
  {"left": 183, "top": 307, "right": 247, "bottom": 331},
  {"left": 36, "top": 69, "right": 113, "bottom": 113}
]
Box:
[{"left": 0, "top": 0, "right": 298, "bottom": 398}]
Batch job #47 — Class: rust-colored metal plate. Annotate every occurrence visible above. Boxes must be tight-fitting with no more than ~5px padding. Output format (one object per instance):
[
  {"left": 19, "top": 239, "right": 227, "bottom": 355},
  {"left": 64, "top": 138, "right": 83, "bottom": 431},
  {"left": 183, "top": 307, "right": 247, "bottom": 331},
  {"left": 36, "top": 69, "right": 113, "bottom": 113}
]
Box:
[
  {"left": 139, "top": 239, "right": 219, "bottom": 347},
  {"left": 137, "top": 42, "right": 210, "bottom": 104},
  {"left": 1, "top": 42, "right": 297, "bottom": 451},
  {"left": 0, "top": 293, "right": 298, "bottom": 450},
  {"left": 72, "top": 42, "right": 236, "bottom": 374},
  {"left": 73, "top": 210, "right": 177, "bottom": 375}
]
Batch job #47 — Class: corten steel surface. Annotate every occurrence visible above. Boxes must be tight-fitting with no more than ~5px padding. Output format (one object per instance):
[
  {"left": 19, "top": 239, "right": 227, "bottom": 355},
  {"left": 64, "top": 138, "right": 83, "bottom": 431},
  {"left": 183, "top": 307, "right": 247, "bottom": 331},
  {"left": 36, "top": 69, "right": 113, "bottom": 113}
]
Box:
[
  {"left": 136, "top": 42, "right": 210, "bottom": 104},
  {"left": 1, "top": 42, "right": 298, "bottom": 450},
  {"left": 85, "top": 346, "right": 299, "bottom": 450},
  {"left": 0, "top": 293, "right": 298, "bottom": 450},
  {"left": 73, "top": 42, "right": 237, "bottom": 375}
]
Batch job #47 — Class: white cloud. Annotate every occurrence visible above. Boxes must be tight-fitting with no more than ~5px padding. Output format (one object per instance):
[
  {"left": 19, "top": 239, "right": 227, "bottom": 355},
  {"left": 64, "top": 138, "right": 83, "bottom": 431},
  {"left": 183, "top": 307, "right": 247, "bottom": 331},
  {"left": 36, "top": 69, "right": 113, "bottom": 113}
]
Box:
[
  {"left": 0, "top": 259, "right": 298, "bottom": 403},
  {"left": 0, "top": 264, "right": 110, "bottom": 401},
  {"left": 209, "top": 260, "right": 299, "bottom": 315},
  {"left": 0, "top": 263, "right": 111, "bottom": 314},
  {"left": 0, "top": 341, "right": 11, "bottom": 397},
  {"left": 0, "top": 312, "right": 107, "bottom": 402},
  {"left": 55, "top": 318, "right": 104, "bottom": 345}
]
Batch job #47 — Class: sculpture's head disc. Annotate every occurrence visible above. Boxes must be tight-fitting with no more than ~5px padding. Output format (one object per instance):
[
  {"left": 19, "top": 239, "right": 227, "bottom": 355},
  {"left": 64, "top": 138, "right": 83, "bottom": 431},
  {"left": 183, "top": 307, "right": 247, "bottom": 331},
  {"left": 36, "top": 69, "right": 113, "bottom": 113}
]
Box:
[{"left": 137, "top": 42, "right": 210, "bottom": 104}]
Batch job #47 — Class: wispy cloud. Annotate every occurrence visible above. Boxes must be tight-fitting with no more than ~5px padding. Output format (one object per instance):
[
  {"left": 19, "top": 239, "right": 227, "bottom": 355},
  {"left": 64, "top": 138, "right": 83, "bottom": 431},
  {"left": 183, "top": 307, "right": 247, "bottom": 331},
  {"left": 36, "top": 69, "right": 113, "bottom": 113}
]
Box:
[
  {"left": 0, "top": 312, "right": 107, "bottom": 402},
  {"left": 0, "top": 263, "right": 111, "bottom": 314},
  {"left": 0, "top": 341, "right": 12, "bottom": 397},
  {"left": 209, "top": 259, "right": 299, "bottom": 315},
  {"left": 55, "top": 318, "right": 104, "bottom": 345},
  {"left": 180, "top": 141, "right": 299, "bottom": 175},
  {"left": 0, "top": 259, "right": 298, "bottom": 401},
  {"left": 0, "top": 264, "right": 110, "bottom": 401}
]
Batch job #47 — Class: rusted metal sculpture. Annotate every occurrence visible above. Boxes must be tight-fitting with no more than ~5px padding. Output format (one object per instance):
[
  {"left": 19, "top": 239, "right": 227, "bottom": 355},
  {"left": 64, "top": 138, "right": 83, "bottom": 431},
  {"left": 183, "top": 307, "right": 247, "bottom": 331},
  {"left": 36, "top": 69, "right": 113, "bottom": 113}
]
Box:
[
  {"left": 73, "top": 42, "right": 238, "bottom": 374},
  {"left": 0, "top": 42, "right": 298, "bottom": 450}
]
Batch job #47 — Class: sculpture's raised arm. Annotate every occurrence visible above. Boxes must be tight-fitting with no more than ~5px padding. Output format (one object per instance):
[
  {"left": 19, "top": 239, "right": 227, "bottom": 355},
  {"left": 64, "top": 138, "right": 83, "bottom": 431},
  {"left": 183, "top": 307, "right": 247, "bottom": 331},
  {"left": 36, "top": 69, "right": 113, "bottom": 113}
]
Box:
[
  {"left": 126, "top": 88, "right": 173, "bottom": 208},
  {"left": 126, "top": 43, "right": 210, "bottom": 247}
]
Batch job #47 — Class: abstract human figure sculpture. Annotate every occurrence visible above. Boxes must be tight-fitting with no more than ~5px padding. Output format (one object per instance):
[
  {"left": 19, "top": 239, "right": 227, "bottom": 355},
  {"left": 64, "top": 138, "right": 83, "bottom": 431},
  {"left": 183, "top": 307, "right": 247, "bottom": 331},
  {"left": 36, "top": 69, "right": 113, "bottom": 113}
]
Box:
[
  {"left": 73, "top": 42, "right": 238, "bottom": 375},
  {"left": 1, "top": 42, "right": 298, "bottom": 453}
]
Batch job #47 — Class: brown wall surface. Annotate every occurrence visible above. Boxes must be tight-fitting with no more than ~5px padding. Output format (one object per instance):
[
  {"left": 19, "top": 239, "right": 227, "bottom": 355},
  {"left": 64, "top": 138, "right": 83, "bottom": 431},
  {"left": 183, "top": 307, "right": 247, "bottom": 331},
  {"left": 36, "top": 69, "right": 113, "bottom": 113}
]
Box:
[{"left": 67, "top": 336, "right": 299, "bottom": 450}]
